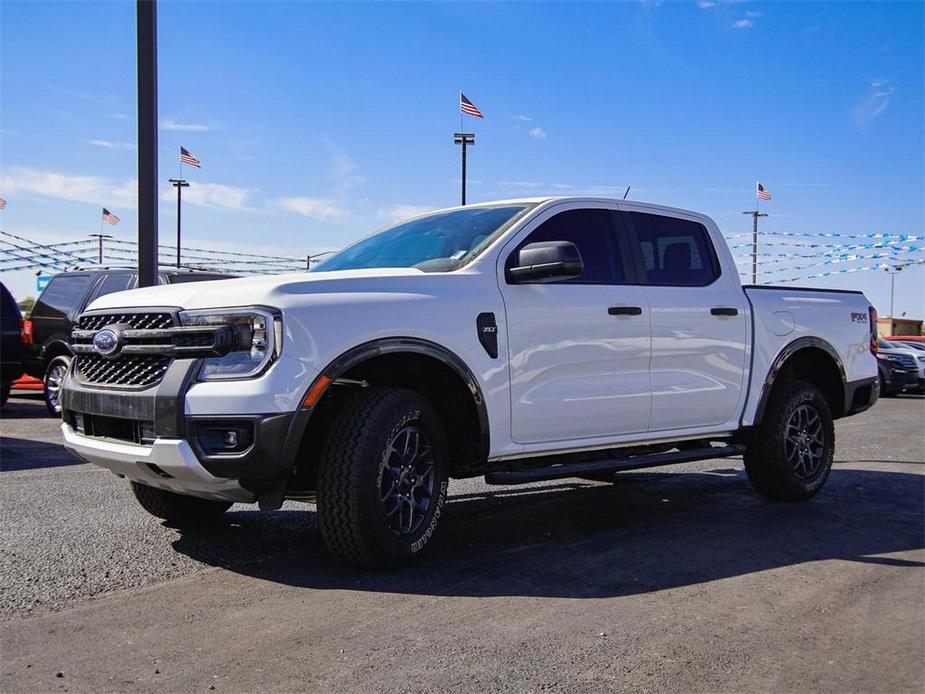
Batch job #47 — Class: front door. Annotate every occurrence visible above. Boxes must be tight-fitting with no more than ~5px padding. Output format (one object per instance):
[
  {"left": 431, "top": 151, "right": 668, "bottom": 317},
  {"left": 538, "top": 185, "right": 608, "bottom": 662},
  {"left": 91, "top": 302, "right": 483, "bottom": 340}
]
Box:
[{"left": 500, "top": 205, "right": 652, "bottom": 444}]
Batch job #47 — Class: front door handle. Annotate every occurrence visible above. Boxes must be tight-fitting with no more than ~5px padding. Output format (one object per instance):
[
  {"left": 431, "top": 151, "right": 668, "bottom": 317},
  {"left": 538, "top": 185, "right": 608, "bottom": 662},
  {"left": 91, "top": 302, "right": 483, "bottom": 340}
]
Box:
[
  {"left": 608, "top": 306, "right": 643, "bottom": 316},
  {"left": 711, "top": 307, "right": 739, "bottom": 316}
]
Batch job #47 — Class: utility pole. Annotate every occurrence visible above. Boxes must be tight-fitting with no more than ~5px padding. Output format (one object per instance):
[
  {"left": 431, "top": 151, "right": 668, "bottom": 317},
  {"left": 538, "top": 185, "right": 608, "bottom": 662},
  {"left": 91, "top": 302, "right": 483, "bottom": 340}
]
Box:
[
  {"left": 136, "top": 0, "right": 159, "bottom": 287},
  {"left": 88, "top": 234, "right": 113, "bottom": 264},
  {"left": 742, "top": 209, "right": 768, "bottom": 285},
  {"left": 453, "top": 132, "right": 475, "bottom": 205},
  {"left": 168, "top": 178, "right": 189, "bottom": 267}
]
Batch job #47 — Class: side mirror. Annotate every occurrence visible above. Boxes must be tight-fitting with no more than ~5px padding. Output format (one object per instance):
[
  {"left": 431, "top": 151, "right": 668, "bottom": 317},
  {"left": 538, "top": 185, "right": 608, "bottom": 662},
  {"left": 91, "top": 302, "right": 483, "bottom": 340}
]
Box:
[{"left": 506, "top": 241, "right": 583, "bottom": 284}]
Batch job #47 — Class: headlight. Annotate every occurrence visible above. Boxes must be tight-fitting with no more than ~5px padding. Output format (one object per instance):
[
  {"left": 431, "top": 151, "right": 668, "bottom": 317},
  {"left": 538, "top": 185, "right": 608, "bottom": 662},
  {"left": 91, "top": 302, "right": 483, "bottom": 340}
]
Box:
[{"left": 178, "top": 307, "right": 282, "bottom": 380}]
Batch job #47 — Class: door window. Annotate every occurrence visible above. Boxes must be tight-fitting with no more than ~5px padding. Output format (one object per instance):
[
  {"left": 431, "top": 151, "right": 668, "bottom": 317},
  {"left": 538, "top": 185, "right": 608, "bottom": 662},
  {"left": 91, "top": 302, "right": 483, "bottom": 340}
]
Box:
[
  {"left": 31, "top": 274, "right": 95, "bottom": 320},
  {"left": 88, "top": 274, "right": 134, "bottom": 302},
  {"left": 508, "top": 209, "right": 625, "bottom": 284},
  {"left": 627, "top": 212, "right": 719, "bottom": 286}
]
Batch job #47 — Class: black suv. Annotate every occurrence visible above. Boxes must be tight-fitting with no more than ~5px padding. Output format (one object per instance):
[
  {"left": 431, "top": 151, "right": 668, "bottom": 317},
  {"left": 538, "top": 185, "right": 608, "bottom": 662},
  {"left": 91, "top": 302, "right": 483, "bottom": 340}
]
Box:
[
  {"left": 23, "top": 267, "right": 233, "bottom": 414},
  {"left": 1, "top": 282, "right": 25, "bottom": 407}
]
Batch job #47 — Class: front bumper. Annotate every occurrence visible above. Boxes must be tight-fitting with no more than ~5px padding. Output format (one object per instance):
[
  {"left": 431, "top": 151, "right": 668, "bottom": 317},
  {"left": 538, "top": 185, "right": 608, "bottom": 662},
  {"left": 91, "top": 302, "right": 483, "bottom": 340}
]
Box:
[
  {"left": 62, "top": 424, "right": 254, "bottom": 503},
  {"left": 59, "top": 357, "right": 311, "bottom": 501}
]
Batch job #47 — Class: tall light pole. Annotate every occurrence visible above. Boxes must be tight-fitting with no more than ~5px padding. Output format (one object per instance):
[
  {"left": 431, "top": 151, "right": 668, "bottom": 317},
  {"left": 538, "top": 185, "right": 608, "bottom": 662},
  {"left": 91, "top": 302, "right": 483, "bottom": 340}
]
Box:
[
  {"left": 168, "top": 178, "right": 189, "bottom": 267},
  {"left": 88, "top": 234, "right": 113, "bottom": 264},
  {"left": 742, "top": 209, "right": 768, "bottom": 285},
  {"left": 137, "top": 0, "right": 159, "bottom": 287},
  {"left": 453, "top": 132, "right": 475, "bottom": 205},
  {"left": 883, "top": 264, "right": 904, "bottom": 317}
]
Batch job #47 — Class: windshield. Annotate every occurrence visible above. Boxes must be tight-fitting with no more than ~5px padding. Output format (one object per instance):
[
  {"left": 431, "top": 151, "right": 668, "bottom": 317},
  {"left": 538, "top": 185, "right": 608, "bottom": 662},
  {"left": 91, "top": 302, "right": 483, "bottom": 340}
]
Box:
[{"left": 313, "top": 204, "right": 533, "bottom": 273}]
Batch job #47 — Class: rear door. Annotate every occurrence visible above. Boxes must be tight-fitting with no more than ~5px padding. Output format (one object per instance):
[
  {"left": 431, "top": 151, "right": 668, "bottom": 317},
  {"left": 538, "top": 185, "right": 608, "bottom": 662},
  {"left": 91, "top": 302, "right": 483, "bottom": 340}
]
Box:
[
  {"left": 499, "top": 203, "right": 651, "bottom": 444},
  {"left": 620, "top": 207, "right": 748, "bottom": 431}
]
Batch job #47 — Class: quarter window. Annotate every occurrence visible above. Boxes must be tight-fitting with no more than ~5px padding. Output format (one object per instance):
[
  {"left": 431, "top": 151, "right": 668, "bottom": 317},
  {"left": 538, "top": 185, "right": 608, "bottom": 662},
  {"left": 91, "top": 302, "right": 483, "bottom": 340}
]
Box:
[
  {"left": 627, "top": 212, "right": 719, "bottom": 286},
  {"left": 32, "top": 274, "right": 95, "bottom": 320},
  {"left": 509, "top": 209, "right": 625, "bottom": 284}
]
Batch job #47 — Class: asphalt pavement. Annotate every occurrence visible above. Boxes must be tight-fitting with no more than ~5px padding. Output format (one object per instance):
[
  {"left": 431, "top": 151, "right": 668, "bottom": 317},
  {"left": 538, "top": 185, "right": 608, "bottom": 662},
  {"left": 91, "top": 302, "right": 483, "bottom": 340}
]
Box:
[{"left": 1, "top": 391, "right": 923, "bottom": 693}]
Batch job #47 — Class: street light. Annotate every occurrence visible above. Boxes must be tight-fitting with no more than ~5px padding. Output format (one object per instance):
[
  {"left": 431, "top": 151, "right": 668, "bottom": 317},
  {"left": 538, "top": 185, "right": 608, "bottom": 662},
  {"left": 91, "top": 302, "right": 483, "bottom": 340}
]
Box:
[{"left": 883, "top": 264, "right": 904, "bottom": 318}]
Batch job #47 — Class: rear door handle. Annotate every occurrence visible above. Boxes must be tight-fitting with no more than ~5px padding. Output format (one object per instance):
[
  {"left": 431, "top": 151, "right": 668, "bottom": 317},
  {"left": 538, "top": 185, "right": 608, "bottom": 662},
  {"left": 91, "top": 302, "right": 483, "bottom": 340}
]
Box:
[
  {"left": 608, "top": 306, "right": 643, "bottom": 316},
  {"left": 711, "top": 307, "right": 739, "bottom": 316}
]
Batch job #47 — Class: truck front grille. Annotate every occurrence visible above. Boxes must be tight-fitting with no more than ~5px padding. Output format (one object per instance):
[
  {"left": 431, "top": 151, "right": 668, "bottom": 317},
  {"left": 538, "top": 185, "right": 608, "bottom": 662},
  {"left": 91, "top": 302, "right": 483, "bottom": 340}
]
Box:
[
  {"left": 78, "top": 311, "right": 174, "bottom": 332},
  {"left": 73, "top": 310, "right": 178, "bottom": 389},
  {"left": 74, "top": 354, "right": 172, "bottom": 388}
]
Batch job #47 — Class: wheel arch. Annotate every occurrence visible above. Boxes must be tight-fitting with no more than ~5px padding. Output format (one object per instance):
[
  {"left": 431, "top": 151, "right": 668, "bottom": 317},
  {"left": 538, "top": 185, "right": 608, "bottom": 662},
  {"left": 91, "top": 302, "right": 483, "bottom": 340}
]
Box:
[
  {"left": 754, "top": 336, "right": 848, "bottom": 425},
  {"left": 282, "top": 338, "right": 490, "bottom": 493}
]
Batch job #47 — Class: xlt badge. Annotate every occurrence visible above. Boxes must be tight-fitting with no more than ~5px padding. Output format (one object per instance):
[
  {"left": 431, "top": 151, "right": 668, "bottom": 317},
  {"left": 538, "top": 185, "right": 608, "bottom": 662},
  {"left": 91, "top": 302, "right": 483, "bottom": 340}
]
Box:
[{"left": 476, "top": 312, "right": 498, "bottom": 359}]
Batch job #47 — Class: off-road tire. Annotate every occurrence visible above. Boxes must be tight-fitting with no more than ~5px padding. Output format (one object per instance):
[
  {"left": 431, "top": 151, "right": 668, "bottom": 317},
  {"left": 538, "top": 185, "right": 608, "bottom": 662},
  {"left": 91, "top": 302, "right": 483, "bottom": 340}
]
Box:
[
  {"left": 130, "top": 481, "right": 233, "bottom": 526},
  {"left": 317, "top": 388, "right": 449, "bottom": 568},
  {"left": 744, "top": 379, "right": 835, "bottom": 501},
  {"left": 43, "top": 355, "right": 71, "bottom": 416}
]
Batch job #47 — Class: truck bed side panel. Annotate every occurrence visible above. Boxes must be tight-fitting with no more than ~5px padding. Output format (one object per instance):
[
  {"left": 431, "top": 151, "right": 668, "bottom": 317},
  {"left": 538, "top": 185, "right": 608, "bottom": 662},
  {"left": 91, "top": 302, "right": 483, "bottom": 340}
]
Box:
[{"left": 741, "top": 287, "right": 876, "bottom": 426}]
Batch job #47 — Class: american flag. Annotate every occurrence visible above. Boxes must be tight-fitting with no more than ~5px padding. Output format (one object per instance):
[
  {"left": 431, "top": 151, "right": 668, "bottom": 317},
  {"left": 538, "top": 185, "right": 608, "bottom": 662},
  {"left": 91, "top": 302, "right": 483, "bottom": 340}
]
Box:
[
  {"left": 460, "top": 93, "right": 484, "bottom": 119},
  {"left": 0, "top": 197, "right": 6, "bottom": 210},
  {"left": 101, "top": 208, "right": 120, "bottom": 225},
  {"left": 757, "top": 182, "right": 772, "bottom": 201},
  {"left": 180, "top": 146, "right": 201, "bottom": 168}
]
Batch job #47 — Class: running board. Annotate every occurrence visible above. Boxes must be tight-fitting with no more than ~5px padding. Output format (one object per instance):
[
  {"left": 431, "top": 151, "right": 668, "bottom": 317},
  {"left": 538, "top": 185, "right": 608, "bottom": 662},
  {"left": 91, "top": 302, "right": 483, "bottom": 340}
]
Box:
[{"left": 484, "top": 444, "right": 747, "bottom": 485}]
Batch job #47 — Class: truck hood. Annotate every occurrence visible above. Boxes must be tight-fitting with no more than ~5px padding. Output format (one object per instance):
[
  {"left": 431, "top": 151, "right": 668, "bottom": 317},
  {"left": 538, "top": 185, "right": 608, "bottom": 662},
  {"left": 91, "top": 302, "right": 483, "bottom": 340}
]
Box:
[{"left": 86, "top": 267, "right": 434, "bottom": 312}]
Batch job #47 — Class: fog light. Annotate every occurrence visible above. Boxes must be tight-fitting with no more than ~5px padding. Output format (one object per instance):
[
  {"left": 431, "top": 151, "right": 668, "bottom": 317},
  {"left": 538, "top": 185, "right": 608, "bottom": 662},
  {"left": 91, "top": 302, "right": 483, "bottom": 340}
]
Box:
[
  {"left": 194, "top": 421, "right": 254, "bottom": 455},
  {"left": 73, "top": 413, "right": 85, "bottom": 433}
]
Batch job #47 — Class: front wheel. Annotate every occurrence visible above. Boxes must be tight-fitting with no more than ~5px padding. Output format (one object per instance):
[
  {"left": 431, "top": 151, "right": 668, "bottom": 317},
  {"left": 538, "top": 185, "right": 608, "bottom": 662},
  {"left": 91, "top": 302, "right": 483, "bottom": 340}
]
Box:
[
  {"left": 43, "top": 355, "right": 71, "bottom": 416},
  {"left": 744, "top": 379, "right": 835, "bottom": 501},
  {"left": 130, "top": 482, "right": 233, "bottom": 527},
  {"left": 317, "top": 388, "right": 449, "bottom": 568}
]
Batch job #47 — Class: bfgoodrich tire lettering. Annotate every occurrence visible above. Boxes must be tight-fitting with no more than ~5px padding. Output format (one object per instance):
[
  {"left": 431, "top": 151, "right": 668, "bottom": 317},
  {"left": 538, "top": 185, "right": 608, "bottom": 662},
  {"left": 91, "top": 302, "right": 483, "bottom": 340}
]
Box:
[
  {"left": 317, "top": 387, "right": 449, "bottom": 568},
  {"left": 744, "top": 379, "right": 835, "bottom": 501}
]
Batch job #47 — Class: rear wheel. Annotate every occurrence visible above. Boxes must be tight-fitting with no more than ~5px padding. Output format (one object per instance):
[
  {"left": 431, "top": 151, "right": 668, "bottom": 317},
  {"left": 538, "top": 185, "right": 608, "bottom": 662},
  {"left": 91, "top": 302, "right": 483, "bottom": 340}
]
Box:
[
  {"left": 43, "top": 355, "right": 71, "bottom": 416},
  {"left": 130, "top": 482, "right": 232, "bottom": 526},
  {"left": 317, "top": 388, "right": 449, "bottom": 568},
  {"left": 744, "top": 379, "right": 835, "bottom": 501}
]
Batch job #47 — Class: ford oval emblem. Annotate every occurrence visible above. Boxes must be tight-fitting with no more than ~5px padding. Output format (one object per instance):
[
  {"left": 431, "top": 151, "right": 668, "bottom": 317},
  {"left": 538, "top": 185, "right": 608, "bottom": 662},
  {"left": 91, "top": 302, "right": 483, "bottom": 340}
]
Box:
[{"left": 92, "top": 328, "right": 122, "bottom": 357}]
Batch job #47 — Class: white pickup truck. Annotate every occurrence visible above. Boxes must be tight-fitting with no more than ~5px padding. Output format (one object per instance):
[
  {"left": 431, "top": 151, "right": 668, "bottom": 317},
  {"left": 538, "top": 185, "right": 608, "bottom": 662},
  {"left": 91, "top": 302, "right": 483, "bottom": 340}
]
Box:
[{"left": 60, "top": 197, "right": 880, "bottom": 567}]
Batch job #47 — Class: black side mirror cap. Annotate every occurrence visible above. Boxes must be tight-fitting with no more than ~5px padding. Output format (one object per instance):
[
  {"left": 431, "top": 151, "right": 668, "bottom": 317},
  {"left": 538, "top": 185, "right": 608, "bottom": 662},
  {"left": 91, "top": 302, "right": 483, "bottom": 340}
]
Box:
[{"left": 506, "top": 241, "right": 584, "bottom": 284}]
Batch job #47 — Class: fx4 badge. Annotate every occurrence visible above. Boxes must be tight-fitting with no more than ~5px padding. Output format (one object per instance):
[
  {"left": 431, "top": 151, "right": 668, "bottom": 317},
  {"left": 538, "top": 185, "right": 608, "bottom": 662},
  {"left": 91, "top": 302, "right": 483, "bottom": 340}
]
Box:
[{"left": 850, "top": 312, "right": 868, "bottom": 323}]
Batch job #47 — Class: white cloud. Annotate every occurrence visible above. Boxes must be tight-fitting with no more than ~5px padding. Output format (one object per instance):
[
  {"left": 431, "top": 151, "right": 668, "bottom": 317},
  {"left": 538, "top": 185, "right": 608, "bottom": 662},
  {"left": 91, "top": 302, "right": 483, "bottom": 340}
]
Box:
[
  {"left": 87, "top": 139, "right": 136, "bottom": 151},
  {"left": 160, "top": 119, "right": 211, "bottom": 132},
  {"left": 0, "top": 128, "right": 15, "bottom": 135},
  {"left": 326, "top": 140, "right": 365, "bottom": 194},
  {"left": 732, "top": 18, "right": 753, "bottom": 29},
  {"left": 161, "top": 182, "right": 253, "bottom": 210},
  {"left": 378, "top": 204, "right": 434, "bottom": 223},
  {"left": 698, "top": 1, "right": 716, "bottom": 8},
  {"left": 275, "top": 196, "right": 346, "bottom": 222},
  {"left": 513, "top": 114, "right": 533, "bottom": 122},
  {"left": 0, "top": 167, "right": 137, "bottom": 208},
  {"left": 745, "top": 10, "right": 761, "bottom": 17},
  {"left": 853, "top": 80, "right": 894, "bottom": 127},
  {"left": 109, "top": 113, "right": 129, "bottom": 120},
  {"left": 529, "top": 127, "right": 548, "bottom": 140}
]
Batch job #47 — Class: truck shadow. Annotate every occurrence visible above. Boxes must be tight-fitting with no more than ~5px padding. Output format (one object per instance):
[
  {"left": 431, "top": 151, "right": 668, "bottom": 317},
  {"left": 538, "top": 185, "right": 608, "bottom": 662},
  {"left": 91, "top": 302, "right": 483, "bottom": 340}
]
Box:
[{"left": 171, "top": 465, "right": 925, "bottom": 599}]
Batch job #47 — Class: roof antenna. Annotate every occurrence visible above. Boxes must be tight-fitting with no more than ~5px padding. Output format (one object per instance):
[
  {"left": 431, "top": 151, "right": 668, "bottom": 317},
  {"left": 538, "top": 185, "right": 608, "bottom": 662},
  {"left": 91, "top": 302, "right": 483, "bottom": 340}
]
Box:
[{"left": 623, "top": 186, "right": 631, "bottom": 200}]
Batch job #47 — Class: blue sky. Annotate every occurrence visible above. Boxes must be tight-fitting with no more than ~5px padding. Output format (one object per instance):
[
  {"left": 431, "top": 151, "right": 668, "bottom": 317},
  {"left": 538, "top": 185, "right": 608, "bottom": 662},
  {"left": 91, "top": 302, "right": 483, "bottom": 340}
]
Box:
[{"left": 1, "top": 1, "right": 923, "bottom": 316}]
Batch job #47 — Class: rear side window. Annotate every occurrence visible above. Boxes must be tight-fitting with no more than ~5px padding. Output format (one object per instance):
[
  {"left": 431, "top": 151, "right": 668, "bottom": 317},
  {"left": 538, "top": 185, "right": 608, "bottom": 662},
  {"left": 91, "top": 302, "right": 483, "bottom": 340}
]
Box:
[
  {"left": 509, "top": 209, "right": 625, "bottom": 284},
  {"left": 32, "top": 274, "right": 95, "bottom": 320},
  {"left": 627, "top": 212, "right": 719, "bottom": 286},
  {"left": 88, "top": 274, "right": 134, "bottom": 302}
]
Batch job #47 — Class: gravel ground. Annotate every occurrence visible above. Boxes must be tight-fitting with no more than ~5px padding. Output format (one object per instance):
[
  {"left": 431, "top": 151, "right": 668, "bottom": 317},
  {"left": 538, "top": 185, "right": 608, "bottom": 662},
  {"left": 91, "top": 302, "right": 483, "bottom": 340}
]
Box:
[{"left": 1, "top": 391, "right": 923, "bottom": 692}]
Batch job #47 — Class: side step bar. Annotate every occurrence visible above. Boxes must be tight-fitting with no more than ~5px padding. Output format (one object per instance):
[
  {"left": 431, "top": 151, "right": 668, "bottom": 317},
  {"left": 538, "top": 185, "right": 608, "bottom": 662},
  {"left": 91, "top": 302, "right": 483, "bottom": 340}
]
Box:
[{"left": 484, "top": 444, "right": 747, "bottom": 486}]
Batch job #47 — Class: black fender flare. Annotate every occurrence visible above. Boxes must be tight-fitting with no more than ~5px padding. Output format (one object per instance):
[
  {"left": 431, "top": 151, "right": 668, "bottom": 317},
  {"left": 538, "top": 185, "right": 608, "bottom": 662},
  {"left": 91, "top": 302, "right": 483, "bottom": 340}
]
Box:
[
  {"left": 276, "top": 338, "right": 491, "bottom": 483},
  {"left": 753, "top": 336, "right": 847, "bottom": 425}
]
